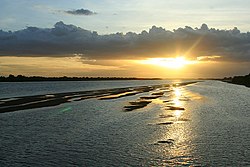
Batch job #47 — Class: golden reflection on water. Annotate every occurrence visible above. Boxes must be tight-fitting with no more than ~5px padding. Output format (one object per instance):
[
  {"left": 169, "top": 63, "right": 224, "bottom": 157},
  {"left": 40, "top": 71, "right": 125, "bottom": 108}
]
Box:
[
  {"left": 174, "top": 88, "right": 182, "bottom": 97},
  {"left": 172, "top": 87, "right": 184, "bottom": 119},
  {"left": 173, "top": 110, "right": 183, "bottom": 119},
  {"left": 157, "top": 85, "right": 197, "bottom": 165},
  {"left": 172, "top": 98, "right": 182, "bottom": 107},
  {"left": 152, "top": 98, "right": 165, "bottom": 105}
]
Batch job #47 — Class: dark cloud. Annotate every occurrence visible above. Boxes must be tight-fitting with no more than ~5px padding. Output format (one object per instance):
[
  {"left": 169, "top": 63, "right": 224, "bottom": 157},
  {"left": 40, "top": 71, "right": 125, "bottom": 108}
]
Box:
[
  {"left": 65, "top": 8, "right": 97, "bottom": 15},
  {"left": 0, "top": 21, "right": 250, "bottom": 62}
]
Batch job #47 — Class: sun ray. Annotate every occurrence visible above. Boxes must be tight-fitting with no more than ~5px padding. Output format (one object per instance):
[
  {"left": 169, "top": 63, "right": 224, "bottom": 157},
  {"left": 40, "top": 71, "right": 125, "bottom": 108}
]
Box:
[{"left": 184, "top": 36, "right": 204, "bottom": 56}]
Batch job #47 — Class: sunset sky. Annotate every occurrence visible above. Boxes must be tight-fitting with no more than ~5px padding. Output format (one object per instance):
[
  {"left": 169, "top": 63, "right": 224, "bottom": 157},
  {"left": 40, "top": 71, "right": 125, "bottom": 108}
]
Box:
[{"left": 0, "top": 0, "right": 250, "bottom": 78}]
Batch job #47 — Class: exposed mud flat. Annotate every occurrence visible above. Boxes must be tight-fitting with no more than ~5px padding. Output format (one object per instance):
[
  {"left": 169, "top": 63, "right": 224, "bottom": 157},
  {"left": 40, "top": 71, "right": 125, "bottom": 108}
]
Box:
[
  {"left": 140, "top": 95, "right": 163, "bottom": 100},
  {"left": 124, "top": 101, "right": 152, "bottom": 111},
  {"left": 151, "top": 92, "right": 165, "bottom": 96},
  {"left": 156, "top": 139, "right": 175, "bottom": 145},
  {"left": 156, "top": 122, "right": 174, "bottom": 125},
  {"left": 166, "top": 106, "right": 185, "bottom": 110},
  {"left": 0, "top": 81, "right": 197, "bottom": 113},
  {"left": 159, "top": 114, "right": 174, "bottom": 118}
]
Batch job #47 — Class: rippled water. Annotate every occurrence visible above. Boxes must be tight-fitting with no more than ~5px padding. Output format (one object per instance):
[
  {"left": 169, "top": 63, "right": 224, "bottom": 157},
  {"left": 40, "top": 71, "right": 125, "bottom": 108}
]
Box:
[{"left": 0, "top": 80, "right": 249, "bottom": 166}]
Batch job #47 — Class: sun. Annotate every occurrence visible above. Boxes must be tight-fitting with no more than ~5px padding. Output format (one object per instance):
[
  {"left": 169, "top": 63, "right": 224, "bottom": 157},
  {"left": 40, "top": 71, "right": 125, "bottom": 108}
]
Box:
[{"left": 139, "top": 56, "right": 197, "bottom": 69}]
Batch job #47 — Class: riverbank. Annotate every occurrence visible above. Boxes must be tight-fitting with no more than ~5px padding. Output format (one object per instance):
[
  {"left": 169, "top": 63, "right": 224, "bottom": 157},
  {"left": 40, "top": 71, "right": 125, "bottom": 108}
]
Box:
[{"left": 222, "top": 73, "right": 250, "bottom": 87}]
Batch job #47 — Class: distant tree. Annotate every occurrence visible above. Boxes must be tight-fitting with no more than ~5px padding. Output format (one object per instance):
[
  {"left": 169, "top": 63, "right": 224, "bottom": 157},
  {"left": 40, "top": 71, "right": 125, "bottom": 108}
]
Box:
[{"left": 8, "top": 74, "right": 15, "bottom": 78}]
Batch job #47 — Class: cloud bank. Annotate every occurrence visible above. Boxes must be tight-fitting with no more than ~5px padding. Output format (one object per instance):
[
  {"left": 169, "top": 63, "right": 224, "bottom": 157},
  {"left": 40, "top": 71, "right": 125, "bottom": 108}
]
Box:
[
  {"left": 65, "top": 8, "right": 97, "bottom": 15},
  {"left": 0, "top": 21, "right": 250, "bottom": 61}
]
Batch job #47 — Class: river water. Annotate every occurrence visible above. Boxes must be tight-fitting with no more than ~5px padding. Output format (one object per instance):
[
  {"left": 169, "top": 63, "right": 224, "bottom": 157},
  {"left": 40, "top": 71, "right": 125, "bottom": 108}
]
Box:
[{"left": 0, "top": 80, "right": 249, "bottom": 166}]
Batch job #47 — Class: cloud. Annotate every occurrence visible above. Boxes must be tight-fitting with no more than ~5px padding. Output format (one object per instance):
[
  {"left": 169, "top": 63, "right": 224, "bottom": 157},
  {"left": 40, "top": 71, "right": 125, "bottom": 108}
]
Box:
[
  {"left": 65, "top": 8, "right": 97, "bottom": 15},
  {"left": 0, "top": 21, "right": 250, "bottom": 62}
]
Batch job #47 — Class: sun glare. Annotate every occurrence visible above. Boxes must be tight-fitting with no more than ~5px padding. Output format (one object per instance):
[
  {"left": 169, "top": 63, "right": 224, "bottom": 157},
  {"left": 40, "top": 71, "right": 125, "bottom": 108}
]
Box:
[{"left": 139, "top": 56, "right": 197, "bottom": 69}]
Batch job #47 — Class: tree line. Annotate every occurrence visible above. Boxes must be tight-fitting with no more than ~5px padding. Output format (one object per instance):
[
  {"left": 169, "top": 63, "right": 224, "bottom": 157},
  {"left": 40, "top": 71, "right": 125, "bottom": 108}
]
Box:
[
  {"left": 0, "top": 74, "right": 161, "bottom": 82},
  {"left": 223, "top": 73, "right": 250, "bottom": 87}
]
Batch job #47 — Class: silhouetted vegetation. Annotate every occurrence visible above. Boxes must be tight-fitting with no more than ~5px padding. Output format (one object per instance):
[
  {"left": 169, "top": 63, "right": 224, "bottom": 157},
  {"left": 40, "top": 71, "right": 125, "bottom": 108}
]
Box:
[
  {"left": 0, "top": 74, "right": 161, "bottom": 82},
  {"left": 222, "top": 73, "right": 250, "bottom": 87}
]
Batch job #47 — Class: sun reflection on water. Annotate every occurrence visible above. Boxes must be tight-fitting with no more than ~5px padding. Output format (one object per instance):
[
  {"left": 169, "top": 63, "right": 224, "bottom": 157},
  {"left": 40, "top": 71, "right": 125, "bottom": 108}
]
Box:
[
  {"left": 172, "top": 87, "right": 184, "bottom": 119},
  {"left": 174, "top": 110, "right": 183, "bottom": 119},
  {"left": 174, "top": 88, "right": 182, "bottom": 97},
  {"left": 154, "top": 85, "right": 198, "bottom": 166}
]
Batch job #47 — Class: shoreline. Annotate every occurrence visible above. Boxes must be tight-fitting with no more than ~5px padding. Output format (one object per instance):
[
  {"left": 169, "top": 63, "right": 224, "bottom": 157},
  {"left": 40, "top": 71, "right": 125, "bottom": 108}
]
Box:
[
  {"left": 222, "top": 80, "right": 250, "bottom": 88},
  {"left": 221, "top": 73, "right": 250, "bottom": 88}
]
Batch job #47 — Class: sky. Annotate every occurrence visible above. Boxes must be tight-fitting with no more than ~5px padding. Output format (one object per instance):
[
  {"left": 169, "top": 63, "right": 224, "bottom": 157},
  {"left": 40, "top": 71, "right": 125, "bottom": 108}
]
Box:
[{"left": 0, "top": 0, "right": 250, "bottom": 78}]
